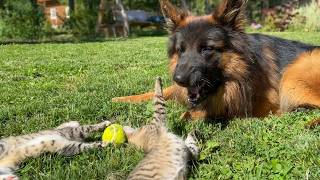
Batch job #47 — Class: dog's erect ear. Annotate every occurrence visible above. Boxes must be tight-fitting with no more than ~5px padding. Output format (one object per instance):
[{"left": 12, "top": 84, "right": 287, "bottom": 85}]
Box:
[
  {"left": 213, "top": 0, "right": 246, "bottom": 31},
  {"left": 160, "top": 0, "right": 189, "bottom": 32}
]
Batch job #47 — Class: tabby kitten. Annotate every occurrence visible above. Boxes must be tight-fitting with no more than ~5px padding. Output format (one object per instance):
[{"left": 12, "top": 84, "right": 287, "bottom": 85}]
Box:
[
  {"left": 124, "top": 77, "right": 200, "bottom": 180},
  {"left": 0, "top": 120, "right": 111, "bottom": 180}
]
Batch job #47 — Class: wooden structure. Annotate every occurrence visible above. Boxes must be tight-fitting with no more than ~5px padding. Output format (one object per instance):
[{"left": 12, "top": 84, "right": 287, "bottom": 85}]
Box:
[
  {"left": 37, "top": 0, "right": 69, "bottom": 28},
  {"left": 96, "top": 0, "right": 129, "bottom": 37},
  {"left": 96, "top": 0, "right": 163, "bottom": 37}
]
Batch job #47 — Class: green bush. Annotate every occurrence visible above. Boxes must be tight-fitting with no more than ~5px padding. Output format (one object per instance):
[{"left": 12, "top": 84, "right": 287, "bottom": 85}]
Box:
[
  {"left": 288, "top": 0, "right": 320, "bottom": 32},
  {"left": 0, "top": 0, "right": 47, "bottom": 40},
  {"left": 260, "top": 15, "right": 279, "bottom": 32},
  {"left": 63, "top": 0, "right": 100, "bottom": 38},
  {"left": 0, "top": 18, "right": 4, "bottom": 39},
  {"left": 64, "top": 10, "right": 97, "bottom": 38}
]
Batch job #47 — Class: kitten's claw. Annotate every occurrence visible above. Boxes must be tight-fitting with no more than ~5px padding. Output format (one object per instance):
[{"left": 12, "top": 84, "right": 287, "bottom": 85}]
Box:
[
  {"left": 101, "top": 120, "right": 112, "bottom": 127},
  {"left": 101, "top": 141, "right": 110, "bottom": 148},
  {"left": 95, "top": 141, "right": 109, "bottom": 148}
]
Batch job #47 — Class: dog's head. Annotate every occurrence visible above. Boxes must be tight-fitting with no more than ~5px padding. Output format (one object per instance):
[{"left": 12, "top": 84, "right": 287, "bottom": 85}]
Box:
[{"left": 161, "top": 0, "right": 249, "bottom": 107}]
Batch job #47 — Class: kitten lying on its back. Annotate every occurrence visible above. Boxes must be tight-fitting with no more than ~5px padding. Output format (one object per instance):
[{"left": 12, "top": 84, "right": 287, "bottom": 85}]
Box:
[
  {"left": 0, "top": 120, "right": 111, "bottom": 180},
  {"left": 124, "top": 77, "right": 200, "bottom": 180}
]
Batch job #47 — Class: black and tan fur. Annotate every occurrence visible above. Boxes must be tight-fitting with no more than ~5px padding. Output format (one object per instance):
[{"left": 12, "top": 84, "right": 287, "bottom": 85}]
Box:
[
  {"left": 112, "top": 0, "right": 320, "bottom": 120},
  {"left": 124, "top": 77, "right": 199, "bottom": 180},
  {"left": 0, "top": 120, "right": 111, "bottom": 179}
]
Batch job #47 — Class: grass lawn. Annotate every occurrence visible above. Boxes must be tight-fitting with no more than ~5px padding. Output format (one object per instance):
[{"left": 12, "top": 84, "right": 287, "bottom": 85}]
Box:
[{"left": 1, "top": 32, "right": 320, "bottom": 179}]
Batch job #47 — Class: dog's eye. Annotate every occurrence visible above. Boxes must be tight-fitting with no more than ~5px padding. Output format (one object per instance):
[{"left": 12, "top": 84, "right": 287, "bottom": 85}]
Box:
[
  {"left": 177, "top": 46, "right": 185, "bottom": 55},
  {"left": 200, "top": 46, "right": 214, "bottom": 56}
]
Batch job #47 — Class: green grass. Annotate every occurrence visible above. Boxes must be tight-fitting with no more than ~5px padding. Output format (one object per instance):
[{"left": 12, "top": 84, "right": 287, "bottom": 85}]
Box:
[{"left": 0, "top": 32, "right": 320, "bottom": 179}]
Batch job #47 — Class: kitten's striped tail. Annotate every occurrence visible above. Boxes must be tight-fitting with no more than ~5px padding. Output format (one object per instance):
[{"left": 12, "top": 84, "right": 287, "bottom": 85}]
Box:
[{"left": 152, "top": 77, "right": 166, "bottom": 126}]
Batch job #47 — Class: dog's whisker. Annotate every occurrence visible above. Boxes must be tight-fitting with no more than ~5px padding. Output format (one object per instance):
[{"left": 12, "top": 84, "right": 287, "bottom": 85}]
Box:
[{"left": 201, "top": 78, "right": 214, "bottom": 88}]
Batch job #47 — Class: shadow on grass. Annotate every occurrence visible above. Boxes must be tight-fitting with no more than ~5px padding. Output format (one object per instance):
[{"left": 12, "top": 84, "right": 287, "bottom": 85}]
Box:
[
  {"left": 0, "top": 37, "right": 129, "bottom": 45},
  {"left": 206, "top": 117, "right": 231, "bottom": 129},
  {"left": 0, "top": 29, "right": 168, "bottom": 45}
]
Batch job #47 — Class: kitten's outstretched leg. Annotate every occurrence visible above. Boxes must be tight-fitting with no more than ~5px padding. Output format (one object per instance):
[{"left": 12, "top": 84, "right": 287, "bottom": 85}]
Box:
[
  {"left": 57, "top": 121, "right": 112, "bottom": 155},
  {"left": 58, "top": 120, "right": 112, "bottom": 140},
  {"left": 77, "top": 120, "right": 112, "bottom": 134},
  {"left": 2, "top": 138, "right": 108, "bottom": 169},
  {"left": 184, "top": 132, "right": 200, "bottom": 160},
  {"left": 58, "top": 141, "right": 108, "bottom": 156}
]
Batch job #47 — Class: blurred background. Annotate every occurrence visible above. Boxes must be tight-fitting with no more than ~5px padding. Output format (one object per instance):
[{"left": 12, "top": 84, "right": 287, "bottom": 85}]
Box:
[{"left": 0, "top": 0, "right": 320, "bottom": 43}]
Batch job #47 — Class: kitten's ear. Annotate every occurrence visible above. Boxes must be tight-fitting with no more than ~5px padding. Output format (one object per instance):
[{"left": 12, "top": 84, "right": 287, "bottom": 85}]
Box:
[
  {"left": 160, "top": 0, "right": 189, "bottom": 32},
  {"left": 213, "top": 0, "right": 246, "bottom": 31}
]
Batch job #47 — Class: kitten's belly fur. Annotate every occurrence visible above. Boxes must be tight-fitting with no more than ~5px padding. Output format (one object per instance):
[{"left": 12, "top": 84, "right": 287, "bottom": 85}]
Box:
[{"left": 130, "top": 133, "right": 190, "bottom": 180}]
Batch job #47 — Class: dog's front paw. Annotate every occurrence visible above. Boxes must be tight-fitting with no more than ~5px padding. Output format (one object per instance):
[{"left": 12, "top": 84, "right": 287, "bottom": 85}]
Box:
[
  {"left": 180, "top": 111, "right": 192, "bottom": 120},
  {"left": 111, "top": 96, "right": 127, "bottom": 103},
  {"left": 180, "top": 111, "right": 207, "bottom": 121}
]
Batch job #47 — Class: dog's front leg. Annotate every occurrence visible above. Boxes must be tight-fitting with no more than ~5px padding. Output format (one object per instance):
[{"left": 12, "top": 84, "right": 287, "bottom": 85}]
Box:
[{"left": 180, "top": 110, "right": 207, "bottom": 120}]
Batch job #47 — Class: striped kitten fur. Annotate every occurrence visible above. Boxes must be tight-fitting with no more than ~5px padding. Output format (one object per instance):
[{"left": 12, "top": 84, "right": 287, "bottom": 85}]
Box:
[
  {"left": 0, "top": 120, "right": 111, "bottom": 180},
  {"left": 124, "top": 77, "right": 200, "bottom": 180}
]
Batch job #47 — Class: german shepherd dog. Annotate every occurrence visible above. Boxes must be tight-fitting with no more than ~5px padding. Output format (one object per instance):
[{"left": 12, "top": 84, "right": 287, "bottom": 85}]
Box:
[{"left": 113, "top": 0, "right": 320, "bottom": 120}]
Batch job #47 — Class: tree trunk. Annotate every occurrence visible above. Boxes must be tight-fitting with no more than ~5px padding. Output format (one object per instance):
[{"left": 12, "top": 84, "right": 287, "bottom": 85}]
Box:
[
  {"left": 318, "top": 0, "right": 320, "bottom": 8},
  {"left": 181, "top": 0, "right": 189, "bottom": 10},
  {"left": 29, "top": 0, "right": 42, "bottom": 38},
  {"left": 115, "top": 0, "right": 129, "bottom": 37},
  {"left": 96, "top": 0, "right": 107, "bottom": 34},
  {"left": 204, "top": 0, "right": 210, "bottom": 14},
  {"left": 261, "top": 0, "right": 269, "bottom": 20},
  {"left": 68, "top": 0, "right": 74, "bottom": 12}
]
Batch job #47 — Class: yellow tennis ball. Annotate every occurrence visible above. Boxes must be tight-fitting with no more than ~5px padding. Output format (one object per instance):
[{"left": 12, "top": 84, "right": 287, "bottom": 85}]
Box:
[{"left": 102, "top": 124, "right": 126, "bottom": 145}]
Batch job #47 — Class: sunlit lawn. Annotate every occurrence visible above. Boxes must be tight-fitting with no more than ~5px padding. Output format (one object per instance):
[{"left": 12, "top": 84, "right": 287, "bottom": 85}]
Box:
[{"left": 0, "top": 32, "right": 320, "bottom": 179}]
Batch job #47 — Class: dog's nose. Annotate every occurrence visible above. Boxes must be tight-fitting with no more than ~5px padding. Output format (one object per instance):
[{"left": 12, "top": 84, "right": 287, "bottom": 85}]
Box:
[{"left": 174, "top": 74, "right": 188, "bottom": 87}]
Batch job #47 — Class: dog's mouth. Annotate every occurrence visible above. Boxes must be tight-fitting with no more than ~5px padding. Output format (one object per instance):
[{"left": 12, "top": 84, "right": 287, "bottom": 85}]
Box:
[
  {"left": 187, "top": 77, "right": 223, "bottom": 107},
  {"left": 187, "top": 84, "right": 209, "bottom": 107}
]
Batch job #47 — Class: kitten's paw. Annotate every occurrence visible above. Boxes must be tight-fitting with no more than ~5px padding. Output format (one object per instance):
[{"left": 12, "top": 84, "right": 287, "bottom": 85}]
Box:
[
  {"left": 0, "top": 174, "right": 19, "bottom": 180},
  {"left": 185, "top": 131, "right": 200, "bottom": 160},
  {"left": 123, "top": 126, "right": 136, "bottom": 137},
  {"left": 101, "top": 141, "right": 110, "bottom": 148},
  {"left": 102, "top": 120, "right": 112, "bottom": 127}
]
